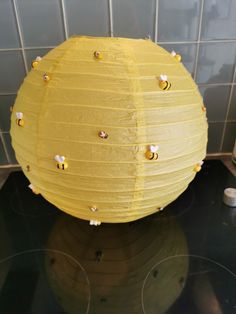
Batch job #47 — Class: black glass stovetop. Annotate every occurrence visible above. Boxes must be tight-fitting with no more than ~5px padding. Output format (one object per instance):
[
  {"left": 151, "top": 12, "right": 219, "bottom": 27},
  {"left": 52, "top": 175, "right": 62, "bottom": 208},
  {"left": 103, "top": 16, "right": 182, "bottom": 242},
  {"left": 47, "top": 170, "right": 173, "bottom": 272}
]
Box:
[{"left": 0, "top": 160, "right": 236, "bottom": 314}]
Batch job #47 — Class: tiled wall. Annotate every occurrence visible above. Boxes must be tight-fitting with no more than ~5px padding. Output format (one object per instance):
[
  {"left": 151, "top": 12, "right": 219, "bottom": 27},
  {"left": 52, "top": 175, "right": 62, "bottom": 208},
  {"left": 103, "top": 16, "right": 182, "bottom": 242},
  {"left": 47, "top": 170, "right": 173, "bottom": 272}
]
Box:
[{"left": 0, "top": 0, "right": 236, "bottom": 165}]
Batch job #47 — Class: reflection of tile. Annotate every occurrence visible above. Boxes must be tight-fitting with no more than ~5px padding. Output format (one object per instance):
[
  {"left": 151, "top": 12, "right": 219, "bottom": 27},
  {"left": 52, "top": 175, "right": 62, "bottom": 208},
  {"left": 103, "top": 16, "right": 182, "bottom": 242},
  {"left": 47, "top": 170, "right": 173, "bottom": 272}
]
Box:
[
  {"left": 0, "top": 0, "right": 20, "bottom": 48},
  {"left": 158, "top": 0, "right": 201, "bottom": 41},
  {"left": 196, "top": 42, "right": 236, "bottom": 84},
  {"left": 201, "top": 0, "right": 236, "bottom": 40},
  {"left": 207, "top": 122, "right": 224, "bottom": 153},
  {"left": 25, "top": 49, "right": 52, "bottom": 72},
  {"left": 113, "top": 0, "right": 155, "bottom": 39},
  {"left": 222, "top": 122, "right": 236, "bottom": 152},
  {"left": 3, "top": 133, "right": 17, "bottom": 164},
  {"left": 0, "top": 136, "right": 8, "bottom": 165},
  {"left": 0, "top": 51, "right": 25, "bottom": 93},
  {"left": 65, "top": 0, "right": 109, "bottom": 36},
  {"left": 17, "top": 0, "right": 65, "bottom": 47},
  {"left": 0, "top": 95, "right": 16, "bottom": 132},
  {"left": 199, "top": 86, "right": 230, "bottom": 122},
  {"left": 228, "top": 86, "right": 236, "bottom": 121},
  {"left": 160, "top": 43, "right": 197, "bottom": 77}
]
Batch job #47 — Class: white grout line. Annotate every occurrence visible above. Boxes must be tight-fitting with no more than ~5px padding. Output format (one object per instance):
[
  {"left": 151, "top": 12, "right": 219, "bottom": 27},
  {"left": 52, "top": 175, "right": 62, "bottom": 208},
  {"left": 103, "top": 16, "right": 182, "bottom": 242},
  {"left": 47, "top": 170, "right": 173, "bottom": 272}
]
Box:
[
  {"left": 0, "top": 93, "right": 17, "bottom": 96},
  {"left": 108, "top": 0, "right": 114, "bottom": 37},
  {"left": 198, "top": 82, "right": 236, "bottom": 87},
  {"left": 219, "top": 65, "right": 236, "bottom": 151},
  {"left": 154, "top": 0, "right": 159, "bottom": 43},
  {"left": 61, "top": 0, "right": 69, "bottom": 39},
  {"left": 0, "top": 132, "right": 11, "bottom": 164},
  {"left": 1, "top": 40, "right": 236, "bottom": 53},
  {"left": 0, "top": 48, "right": 22, "bottom": 52},
  {"left": 12, "top": 0, "right": 29, "bottom": 74},
  {"left": 193, "top": 0, "right": 205, "bottom": 81},
  {"left": 0, "top": 164, "right": 20, "bottom": 169}
]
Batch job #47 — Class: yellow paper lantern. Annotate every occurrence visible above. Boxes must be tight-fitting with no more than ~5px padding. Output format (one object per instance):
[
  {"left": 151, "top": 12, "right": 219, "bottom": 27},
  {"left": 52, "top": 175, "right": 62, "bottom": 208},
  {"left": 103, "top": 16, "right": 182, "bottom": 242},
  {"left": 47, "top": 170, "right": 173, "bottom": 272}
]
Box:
[{"left": 10, "top": 36, "right": 208, "bottom": 223}]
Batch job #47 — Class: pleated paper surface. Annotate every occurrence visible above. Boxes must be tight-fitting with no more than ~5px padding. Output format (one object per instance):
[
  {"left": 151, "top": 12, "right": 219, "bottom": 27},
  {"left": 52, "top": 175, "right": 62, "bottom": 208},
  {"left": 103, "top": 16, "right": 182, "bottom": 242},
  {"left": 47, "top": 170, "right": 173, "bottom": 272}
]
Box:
[{"left": 10, "top": 36, "right": 208, "bottom": 223}]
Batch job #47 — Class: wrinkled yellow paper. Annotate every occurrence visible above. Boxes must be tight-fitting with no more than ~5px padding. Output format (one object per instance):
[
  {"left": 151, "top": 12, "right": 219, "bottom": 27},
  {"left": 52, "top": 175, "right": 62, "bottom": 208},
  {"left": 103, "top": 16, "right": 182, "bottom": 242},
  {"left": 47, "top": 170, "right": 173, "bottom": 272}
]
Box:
[{"left": 10, "top": 36, "right": 208, "bottom": 223}]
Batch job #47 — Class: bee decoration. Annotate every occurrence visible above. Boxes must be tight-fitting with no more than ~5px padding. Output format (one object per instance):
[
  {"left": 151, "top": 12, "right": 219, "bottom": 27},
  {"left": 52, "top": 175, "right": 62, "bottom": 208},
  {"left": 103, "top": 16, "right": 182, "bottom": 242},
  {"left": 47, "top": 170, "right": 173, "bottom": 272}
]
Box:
[
  {"left": 194, "top": 161, "right": 204, "bottom": 172},
  {"left": 94, "top": 51, "right": 103, "bottom": 60},
  {"left": 28, "top": 183, "right": 39, "bottom": 195},
  {"left": 202, "top": 105, "right": 207, "bottom": 112},
  {"left": 159, "top": 74, "right": 171, "bottom": 91},
  {"left": 90, "top": 220, "right": 101, "bottom": 226},
  {"left": 26, "top": 165, "right": 30, "bottom": 172},
  {"left": 146, "top": 145, "right": 159, "bottom": 160},
  {"left": 171, "top": 50, "right": 182, "bottom": 62},
  {"left": 98, "top": 130, "right": 108, "bottom": 139},
  {"left": 31, "top": 56, "right": 42, "bottom": 69},
  {"left": 16, "top": 112, "right": 24, "bottom": 127},
  {"left": 54, "top": 155, "right": 68, "bottom": 170},
  {"left": 90, "top": 206, "right": 98, "bottom": 212},
  {"left": 43, "top": 73, "right": 50, "bottom": 82},
  {"left": 157, "top": 207, "right": 164, "bottom": 211}
]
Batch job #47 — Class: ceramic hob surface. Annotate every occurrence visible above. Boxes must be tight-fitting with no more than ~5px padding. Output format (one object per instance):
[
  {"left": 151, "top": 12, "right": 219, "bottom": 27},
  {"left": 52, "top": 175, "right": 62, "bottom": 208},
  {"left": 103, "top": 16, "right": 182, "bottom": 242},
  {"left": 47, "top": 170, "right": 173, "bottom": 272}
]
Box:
[{"left": 0, "top": 160, "right": 236, "bottom": 314}]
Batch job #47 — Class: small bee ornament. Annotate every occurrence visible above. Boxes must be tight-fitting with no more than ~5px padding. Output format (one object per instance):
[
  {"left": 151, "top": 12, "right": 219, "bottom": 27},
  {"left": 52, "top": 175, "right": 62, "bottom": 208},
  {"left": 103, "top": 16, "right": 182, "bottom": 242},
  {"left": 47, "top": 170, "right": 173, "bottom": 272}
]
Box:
[
  {"left": 90, "top": 206, "right": 98, "bottom": 212},
  {"left": 90, "top": 220, "right": 101, "bottom": 226},
  {"left": 202, "top": 105, "right": 207, "bottom": 112},
  {"left": 94, "top": 51, "right": 103, "bottom": 60},
  {"left": 194, "top": 161, "right": 204, "bottom": 172},
  {"left": 43, "top": 73, "right": 50, "bottom": 82},
  {"left": 31, "top": 56, "right": 42, "bottom": 69},
  {"left": 146, "top": 145, "right": 159, "bottom": 160},
  {"left": 159, "top": 74, "right": 171, "bottom": 91},
  {"left": 55, "top": 155, "right": 68, "bottom": 170},
  {"left": 98, "top": 131, "right": 108, "bottom": 139},
  {"left": 16, "top": 112, "right": 24, "bottom": 127},
  {"left": 171, "top": 50, "right": 182, "bottom": 62}
]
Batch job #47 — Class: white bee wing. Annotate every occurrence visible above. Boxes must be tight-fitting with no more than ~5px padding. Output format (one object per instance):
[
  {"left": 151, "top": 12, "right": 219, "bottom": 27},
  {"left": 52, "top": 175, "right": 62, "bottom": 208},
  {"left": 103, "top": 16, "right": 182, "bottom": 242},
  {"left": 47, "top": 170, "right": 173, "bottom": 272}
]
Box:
[
  {"left": 54, "top": 155, "right": 65, "bottom": 163},
  {"left": 36, "top": 56, "right": 42, "bottom": 61},
  {"left": 150, "top": 145, "right": 159, "bottom": 152},
  {"left": 199, "top": 160, "right": 204, "bottom": 166},
  {"left": 28, "top": 184, "right": 34, "bottom": 190},
  {"left": 16, "top": 112, "right": 23, "bottom": 119},
  {"left": 171, "top": 50, "right": 176, "bottom": 56},
  {"left": 160, "top": 74, "right": 167, "bottom": 81}
]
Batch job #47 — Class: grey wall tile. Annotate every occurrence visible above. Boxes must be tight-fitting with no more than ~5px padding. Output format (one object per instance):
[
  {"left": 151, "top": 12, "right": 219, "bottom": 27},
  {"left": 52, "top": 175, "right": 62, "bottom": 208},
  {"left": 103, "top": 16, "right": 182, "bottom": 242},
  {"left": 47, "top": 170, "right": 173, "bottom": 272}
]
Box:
[
  {"left": 0, "top": 135, "right": 8, "bottom": 165},
  {"left": 228, "top": 86, "right": 236, "bottom": 121},
  {"left": 3, "top": 133, "right": 17, "bottom": 164},
  {"left": 160, "top": 43, "right": 197, "bottom": 77},
  {"left": 199, "top": 85, "right": 230, "bottom": 122},
  {"left": 65, "top": 0, "right": 109, "bottom": 37},
  {"left": 201, "top": 0, "right": 236, "bottom": 40},
  {"left": 113, "top": 0, "right": 155, "bottom": 39},
  {"left": 158, "top": 0, "right": 201, "bottom": 42},
  {"left": 25, "top": 48, "right": 52, "bottom": 71},
  {"left": 196, "top": 42, "right": 236, "bottom": 84},
  {"left": 0, "top": 95, "right": 16, "bottom": 132},
  {"left": 17, "top": 0, "right": 65, "bottom": 47},
  {"left": 207, "top": 122, "right": 224, "bottom": 153},
  {"left": 222, "top": 122, "right": 236, "bottom": 152},
  {"left": 0, "top": 0, "right": 20, "bottom": 48},
  {"left": 0, "top": 51, "right": 25, "bottom": 93}
]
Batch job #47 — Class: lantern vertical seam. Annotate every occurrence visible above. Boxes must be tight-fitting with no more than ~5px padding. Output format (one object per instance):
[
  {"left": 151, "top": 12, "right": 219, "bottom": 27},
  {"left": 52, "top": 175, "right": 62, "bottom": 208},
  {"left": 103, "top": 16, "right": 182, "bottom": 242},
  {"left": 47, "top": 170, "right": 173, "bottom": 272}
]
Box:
[{"left": 121, "top": 42, "right": 146, "bottom": 219}]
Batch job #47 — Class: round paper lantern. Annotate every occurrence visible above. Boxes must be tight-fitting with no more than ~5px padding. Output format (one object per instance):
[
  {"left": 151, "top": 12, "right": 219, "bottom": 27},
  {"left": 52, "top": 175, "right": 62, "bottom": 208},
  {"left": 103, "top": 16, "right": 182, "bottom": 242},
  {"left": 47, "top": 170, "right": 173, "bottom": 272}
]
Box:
[
  {"left": 45, "top": 215, "right": 188, "bottom": 313},
  {"left": 10, "top": 36, "right": 208, "bottom": 223}
]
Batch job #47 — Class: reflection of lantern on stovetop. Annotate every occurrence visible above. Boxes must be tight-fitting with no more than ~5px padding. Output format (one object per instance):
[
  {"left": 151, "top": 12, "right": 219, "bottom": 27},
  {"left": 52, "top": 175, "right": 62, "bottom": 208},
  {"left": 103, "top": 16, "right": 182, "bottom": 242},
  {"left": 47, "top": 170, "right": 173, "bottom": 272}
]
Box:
[
  {"left": 45, "top": 215, "right": 188, "bottom": 314},
  {"left": 10, "top": 36, "right": 208, "bottom": 224}
]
